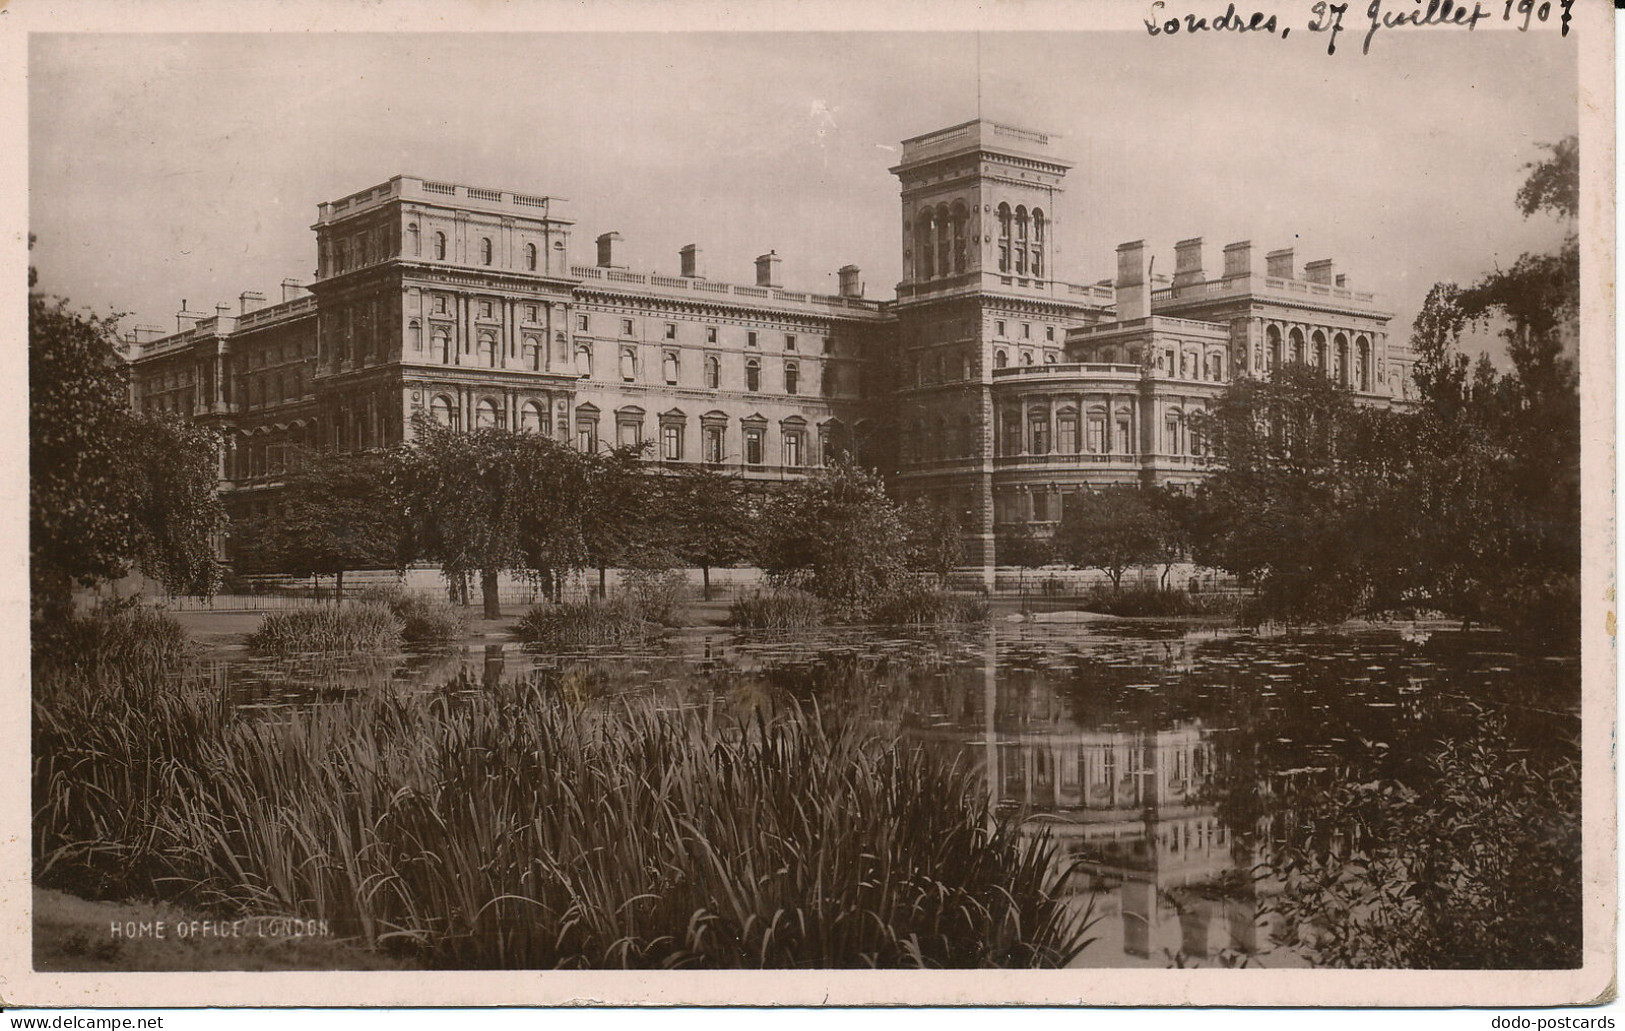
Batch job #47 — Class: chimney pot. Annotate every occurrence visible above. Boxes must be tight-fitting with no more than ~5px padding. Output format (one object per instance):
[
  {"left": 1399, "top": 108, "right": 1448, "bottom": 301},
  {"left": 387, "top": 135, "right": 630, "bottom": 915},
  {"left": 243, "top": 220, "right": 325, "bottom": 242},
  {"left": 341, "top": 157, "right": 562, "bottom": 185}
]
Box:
[
  {"left": 1114, "top": 241, "right": 1150, "bottom": 322},
  {"left": 837, "top": 264, "right": 863, "bottom": 298},
  {"left": 239, "top": 290, "right": 267, "bottom": 315}
]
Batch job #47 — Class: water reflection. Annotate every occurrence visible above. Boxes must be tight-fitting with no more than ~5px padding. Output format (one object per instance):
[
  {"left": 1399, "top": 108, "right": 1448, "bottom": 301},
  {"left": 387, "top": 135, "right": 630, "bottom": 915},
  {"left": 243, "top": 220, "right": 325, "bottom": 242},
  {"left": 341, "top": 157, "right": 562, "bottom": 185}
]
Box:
[{"left": 197, "top": 620, "right": 1579, "bottom": 969}]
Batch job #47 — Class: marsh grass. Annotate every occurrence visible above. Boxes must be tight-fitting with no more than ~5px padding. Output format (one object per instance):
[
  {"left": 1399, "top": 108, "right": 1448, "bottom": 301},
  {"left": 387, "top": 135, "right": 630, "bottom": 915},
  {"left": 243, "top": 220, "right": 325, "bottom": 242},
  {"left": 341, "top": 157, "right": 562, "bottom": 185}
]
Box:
[
  {"left": 34, "top": 670, "right": 1093, "bottom": 969},
  {"left": 1078, "top": 587, "right": 1243, "bottom": 618},
  {"left": 726, "top": 590, "right": 825, "bottom": 630},
  {"left": 358, "top": 588, "right": 466, "bottom": 645},
  {"left": 868, "top": 584, "right": 992, "bottom": 626},
  {"left": 513, "top": 595, "right": 663, "bottom": 648},
  {"left": 34, "top": 599, "right": 192, "bottom": 683},
  {"left": 247, "top": 602, "right": 404, "bottom": 654}
]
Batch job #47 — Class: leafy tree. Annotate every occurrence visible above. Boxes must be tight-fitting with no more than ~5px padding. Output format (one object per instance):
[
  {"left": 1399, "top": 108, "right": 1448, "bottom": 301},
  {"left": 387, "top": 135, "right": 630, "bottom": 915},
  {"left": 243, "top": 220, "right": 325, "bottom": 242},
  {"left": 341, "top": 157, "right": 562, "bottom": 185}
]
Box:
[
  {"left": 249, "top": 446, "right": 404, "bottom": 603},
  {"left": 1052, "top": 485, "right": 1173, "bottom": 592},
  {"left": 754, "top": 462, "right": 907, "bottom": 614},
  {"left": 659, "top": 463, "right": 756, "bottom": 600},
  {"left": 581, "top": 443, "right": 657, "bottom": 598},
  {"left": 997, "top": 525, "right": 1055, "bottom": 597},
  {"left": 899, "top": 498, "right": 965, "bottom": 584},
  {"left": 396, "top": 421, "right": 608, "bottom": 618},
  {"left": 30, "top": 283, "right": 222, "bottom": 614}
]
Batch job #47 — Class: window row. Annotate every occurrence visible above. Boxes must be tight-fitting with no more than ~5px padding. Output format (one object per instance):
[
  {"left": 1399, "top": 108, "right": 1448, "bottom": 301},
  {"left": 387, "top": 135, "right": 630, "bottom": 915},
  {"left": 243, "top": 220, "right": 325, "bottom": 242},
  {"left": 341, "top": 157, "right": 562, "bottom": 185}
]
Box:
[
  {"left": 992, "top": 320, "right": 1057, "bottom": 342},
  {"left": 1260, "top": 327, "right": 1376, "bottom": 391},
  {"left": 995, "top": 203, "right": 1046, "bottom": 278},
  {"left": 571, "top": 314, "right": 828, "bottom": 352},
  {"left": 995, "top": 408, "right": 1142, "bottom": 457},
  {"left": 572, "top": 345, "right": 842, "bottom": 395},
  {"left": 405, "top": 223, "right": 545, "bottom": 271}
]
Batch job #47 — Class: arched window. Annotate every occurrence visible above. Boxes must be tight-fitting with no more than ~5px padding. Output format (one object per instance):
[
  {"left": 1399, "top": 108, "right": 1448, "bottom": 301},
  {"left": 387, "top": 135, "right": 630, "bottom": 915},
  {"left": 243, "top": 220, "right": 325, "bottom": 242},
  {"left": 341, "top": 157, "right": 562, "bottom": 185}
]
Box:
[
  {"left": 432, "top": 327, "right": 451, "bottom": 364},
  {"left": 704, "top": 355, "right": 720, "bottom": 389},
  {"left": 478, "top": 330, "right": 497, "bottom": 368},
  {"left": 784, "top": 361, "right": 799, "bottom": 395},
  {"left": 408, "top": 223, "right": 420, "bottom": 257},
  {"left": 1266, "top": 325, "right": 1283, "bottom": 371},
  {"left": 480, "top": 237, "right": 493, "bottom": 265},
  {"left": 619, "top": 347, "right": 637, "bottom": 382},
  {"left": 1334, "top": 333, "right": 1350, "bottom": 386},
  {"left": 916, "top": 209, "right": 935, "bottom": 280},
  {"left": 1312, "top": 330, "right": 1328, "bottom": 371},
  {"left": 408, "top": 319, "right": 422, "bottom": 352},
  {"left": 1355, "top": 336, "right": 1371, "bottom": 390},
  {"left": 524, "top": 335, "right": 541, "bottom": 371},
  {"left": 745, "top": 357, "right": 761, "bottom": 392},
  {"left": 1044, "top": 352, "right": 1057, "bottom": 364},
  {"left": 430, "top": 394, "right": 456, "bottom": 427},
  {"left": 662, "top": 351, "right": 679, "bottom": 385},
  {"left": 951, "top": 202, "right": 968, "bottom": 274},
  {"left": 524, "top": 243, "right": 537, "bottom": 271},
  {"left": 997, "top": 203, "right": 1012, "bottom": 273},
  {"left": 575, "top": 344, "right": 593, "bottom": 377},
  {"left": 994, "top": 349, "right": 1009, "bottom": 369},
  {"left": 1289, "top": 327, "right": 1305, "bottom": 364},
  {"left": 935, "top": 204, "right": 951, "bottom": 278},
  {"left": 475, "top": 398, "right": 501, "bottom": 429},
  {"left": 1031, "top": 209, "right": 1046, "bottom": 277},
  {"left": 1021, "top": 351, "right": 1034, "bottom": 366},
  {"left": 520, "top": 400, "right": 546, "bottom": 434},
  {"left": 433, "top": 232, "right": 446, "bottom": 260},
  {"left": 1014, "top": 206, "right": 1029, "bottom": 274}
]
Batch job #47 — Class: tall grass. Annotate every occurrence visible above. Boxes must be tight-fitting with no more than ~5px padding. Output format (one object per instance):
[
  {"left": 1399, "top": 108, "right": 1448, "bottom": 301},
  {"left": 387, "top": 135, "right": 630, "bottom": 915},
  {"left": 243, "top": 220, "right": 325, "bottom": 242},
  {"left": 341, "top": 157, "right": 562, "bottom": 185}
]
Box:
[
  {"left": 868, "top": 584, "right": 991, "bottom": 626},
  {"left": 727, "top": 590, "right": 826, "bottom": 630},
  {"left": 1078, "top": 587, "right": 1244, "bottom": 618},
  {"left": 359, "top": 588, "right": 466, "bottom": 645},
  {"left": 33, "top": 599, "right": 192, "bottom": 684},
  {"left": 247, "top": 602, "right": 404, "bottom": 654},
  {"left": 513, "top": 595, "right": 662, "bottom": 648},
  {"left": 34, "top": 672, "right": 1093, "bottom": 968}
]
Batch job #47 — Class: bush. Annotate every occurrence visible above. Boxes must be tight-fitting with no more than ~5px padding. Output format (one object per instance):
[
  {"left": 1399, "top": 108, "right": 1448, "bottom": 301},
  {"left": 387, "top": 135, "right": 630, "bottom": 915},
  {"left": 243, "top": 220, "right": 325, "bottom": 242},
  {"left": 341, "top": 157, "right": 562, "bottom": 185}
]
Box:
[
  {"left": 358, "top": 587, "right": 466, "bottom": 645},
  {"left": 514, "top": 595, "right": 661, "bottom": 648},
  {"left": 619, "top": 568, "right": 692, "bottom": 626},
  {"left": 869, "top": 583, "right": 991, "bottom": 625},
  {"left": 1078, "top": 587, "right": 1242, "bottom": 618},
  {"left": 33, "top": 598, "right": 192, "bottom": 683},
  {"left": 246, "top": 602, "right": 403, "bottom": 654},
  {"left": 727, "top": 590, "right": 825, "bottom": 630},
  {"left": 33, "top": 675, "right": 1094, "bottom": 968}
]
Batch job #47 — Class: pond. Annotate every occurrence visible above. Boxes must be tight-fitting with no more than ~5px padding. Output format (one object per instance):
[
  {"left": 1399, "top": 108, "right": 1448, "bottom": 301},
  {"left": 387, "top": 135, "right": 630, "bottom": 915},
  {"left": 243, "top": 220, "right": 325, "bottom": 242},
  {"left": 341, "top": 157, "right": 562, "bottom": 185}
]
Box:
[{"left": 198, "top": 619, "right": 1581, "bottom": 969}]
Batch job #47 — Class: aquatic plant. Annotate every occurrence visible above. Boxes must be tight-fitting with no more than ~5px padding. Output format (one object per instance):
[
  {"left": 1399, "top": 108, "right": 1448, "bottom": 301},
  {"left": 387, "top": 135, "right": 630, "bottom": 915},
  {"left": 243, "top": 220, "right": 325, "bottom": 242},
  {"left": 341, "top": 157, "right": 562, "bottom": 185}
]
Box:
[
  {"left": 513, "top": 594, "right": 662, "bottom": 648},
  {"left": 358, "top": 587, "right": 466, "bottom": 645},
  {"left": 867, "top": 583, "right": 991, "bottom": 626},
  {"left": 33, "top": 672, "right": 1095, "bottom": 969},
  {"left": 1077, "top": 586, "right": 1242, "bottom": 618},
  {"left": 246, "top": 602, "right": 404, "bottom": 654},
  {"left": 33, "top": 598, "right": 193, "bottom": 683},
  {"left": 726, "top": 589, "right": 825, "bottom": 630}
]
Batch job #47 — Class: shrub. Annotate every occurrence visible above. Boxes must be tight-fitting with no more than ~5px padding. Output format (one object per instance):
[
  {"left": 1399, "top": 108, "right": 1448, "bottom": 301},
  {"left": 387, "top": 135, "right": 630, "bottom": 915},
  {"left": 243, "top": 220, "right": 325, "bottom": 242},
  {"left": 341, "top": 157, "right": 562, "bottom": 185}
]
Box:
[
  {"left": 33, "top": 675, "right": 1094, "bottom": 968},
  {"left": 727, "top": 590, "right": 825, "bottom": 630},
  {"left": 33, "top": 598, "right": 192, "bottom": 683},
  {"left": 513, "top": 595, "right": 661, "bottom": 648},
  {"left": 246, "top": 602, "right": 403, "bottom": 654},
  {"left": 1078, "top": 587, "right": 1242, "bottom": 618},
  {"left": 869, "top": 583, "right": 991, "bottom": 625},
  {"left": 619, "top": 568, "right": 692, "bottom": 626},
  {"left": 359, "top": 587, "right": 466, "bottom": 645}
]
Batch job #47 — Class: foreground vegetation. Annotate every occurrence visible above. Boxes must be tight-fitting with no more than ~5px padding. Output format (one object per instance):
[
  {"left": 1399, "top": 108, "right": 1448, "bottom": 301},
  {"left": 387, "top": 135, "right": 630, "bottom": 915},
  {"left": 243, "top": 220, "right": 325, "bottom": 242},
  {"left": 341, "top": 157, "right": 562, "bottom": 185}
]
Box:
[
  {"left": 246, "top": 601, "right": 404, "bottom": 654},
  {"left": 35, "top": 614, "right": 1092, "bottom": 969}
]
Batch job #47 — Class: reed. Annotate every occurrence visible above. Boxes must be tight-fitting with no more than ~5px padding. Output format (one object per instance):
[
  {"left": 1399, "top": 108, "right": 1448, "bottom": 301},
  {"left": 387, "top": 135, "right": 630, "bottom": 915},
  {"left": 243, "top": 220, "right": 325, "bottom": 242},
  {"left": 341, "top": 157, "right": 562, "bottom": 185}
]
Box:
[
  {"left": 359, "top": 588, "right": 466, "bottom": 645},
  {"left": 33, "top": 672, "right": 1093, "bottom": 969},
  {"left": 726, "top": 590, "right": 826, "bottom": 630},
  {"left": 513, "top": 595, "right": 662, "bottom": 648},
  {"left": 868, "top": 585, "right": 992, "bottom": 626},
  {"left": 246, "top": 602, "right": 404, "bottom": 654},
  {"left": 1079, "top": 587, "right": 1243, "bottom": 618}
]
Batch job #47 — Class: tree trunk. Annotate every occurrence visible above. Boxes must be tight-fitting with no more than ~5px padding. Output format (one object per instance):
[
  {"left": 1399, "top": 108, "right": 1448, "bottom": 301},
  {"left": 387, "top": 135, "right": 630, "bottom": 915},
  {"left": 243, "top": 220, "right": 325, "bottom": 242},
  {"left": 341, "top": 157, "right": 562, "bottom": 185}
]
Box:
[
  {"left": 482, "top": 567, "right": 501, "bottom": 619},
  {"left": 335, "top": 569, "right": 345, "bottom": 604},
  {"left": 598, "top": 564, "right": 607, "bottom": 599},
  {"left": 1110, "top": 568, "right": 1123, "bottom": 592},
  {"left": 701, "top": 564, "right": 712, "bottom": 601}
]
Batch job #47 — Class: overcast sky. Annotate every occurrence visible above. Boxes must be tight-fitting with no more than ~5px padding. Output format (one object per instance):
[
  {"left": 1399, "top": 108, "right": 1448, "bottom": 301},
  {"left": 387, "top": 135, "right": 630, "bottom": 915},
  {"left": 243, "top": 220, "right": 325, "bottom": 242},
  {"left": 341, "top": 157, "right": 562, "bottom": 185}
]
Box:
[{"left": 29, "top": 28, "right": 1576, "bottom": 362}]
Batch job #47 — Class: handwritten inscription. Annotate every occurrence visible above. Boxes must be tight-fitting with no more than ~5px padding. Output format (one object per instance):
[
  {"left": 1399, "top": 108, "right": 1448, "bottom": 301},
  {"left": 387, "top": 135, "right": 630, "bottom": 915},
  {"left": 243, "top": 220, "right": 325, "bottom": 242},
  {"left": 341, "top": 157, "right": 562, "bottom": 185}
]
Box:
[{"left": 1145, "top": 0, "right": 1574, "bottom": 54}]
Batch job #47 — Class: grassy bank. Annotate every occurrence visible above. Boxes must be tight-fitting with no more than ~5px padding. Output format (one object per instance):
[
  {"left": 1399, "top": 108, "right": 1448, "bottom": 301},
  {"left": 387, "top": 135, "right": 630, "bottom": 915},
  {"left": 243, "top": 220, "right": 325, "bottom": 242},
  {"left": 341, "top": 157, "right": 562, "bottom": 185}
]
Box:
[{"left": 34, "top": 643, "right": 1090, "bottom": 968}]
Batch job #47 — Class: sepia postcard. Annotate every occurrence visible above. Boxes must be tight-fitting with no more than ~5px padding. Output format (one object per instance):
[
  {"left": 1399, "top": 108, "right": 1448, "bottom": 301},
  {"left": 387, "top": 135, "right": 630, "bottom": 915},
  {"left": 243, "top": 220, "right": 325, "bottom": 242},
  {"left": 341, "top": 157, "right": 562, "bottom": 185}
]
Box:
[{"left": 0, "top": 0, "right": 1614, "bottom": 1010}]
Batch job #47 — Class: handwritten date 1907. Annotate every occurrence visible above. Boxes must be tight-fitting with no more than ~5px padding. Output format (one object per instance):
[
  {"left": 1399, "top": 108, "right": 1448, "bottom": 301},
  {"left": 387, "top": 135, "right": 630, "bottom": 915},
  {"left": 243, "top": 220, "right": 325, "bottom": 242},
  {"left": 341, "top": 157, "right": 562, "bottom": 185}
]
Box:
[{"left": 1146, "top": 0, "right": 1574, "bottom": 55}]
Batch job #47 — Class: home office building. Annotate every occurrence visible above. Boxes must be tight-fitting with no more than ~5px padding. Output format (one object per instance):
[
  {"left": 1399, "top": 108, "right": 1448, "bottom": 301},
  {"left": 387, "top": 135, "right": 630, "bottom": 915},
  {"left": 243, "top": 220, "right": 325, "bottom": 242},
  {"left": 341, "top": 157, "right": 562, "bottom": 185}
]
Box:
[{"left": 127, "top": 118, "right": 1409, "bottom": 581}]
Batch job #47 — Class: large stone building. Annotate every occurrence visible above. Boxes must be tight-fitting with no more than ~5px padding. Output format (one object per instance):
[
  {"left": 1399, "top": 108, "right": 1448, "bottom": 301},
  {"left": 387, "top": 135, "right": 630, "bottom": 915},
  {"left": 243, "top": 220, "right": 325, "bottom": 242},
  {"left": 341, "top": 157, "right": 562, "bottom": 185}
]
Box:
[{"left": 128, "top": 118, "right": 1409, "bottom": 580}]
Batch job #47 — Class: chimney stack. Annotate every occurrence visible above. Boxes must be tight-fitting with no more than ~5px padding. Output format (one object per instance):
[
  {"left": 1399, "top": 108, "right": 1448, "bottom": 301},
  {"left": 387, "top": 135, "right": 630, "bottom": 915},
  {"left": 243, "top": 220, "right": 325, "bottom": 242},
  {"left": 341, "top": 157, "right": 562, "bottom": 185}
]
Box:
[
  {"left": 176, "top": 299, "right": 205, "bottom": 333},
  {"left": 596, "top": 232, "right": 625, "bottom": 269},
  {"left": 239, "top": 291, "right": 267, "bottom": 315},
  {"left": 837, "top": 265, "right": 864, "bottom": 298},
  {"left": 1173, "top": 237, "right": 1205, "bottom": 288},
  {"left": 1222, "top": 240, "right": 1255, "bottom": 279},
  {"left": 679, "top": 244, "right": 704, "bottom": 279},
  {"left": 1265, "top": 248, "right": 1295, "bottom": 279},
  {"left": 755, "top": 251, "right": 781, "bottom": 289},
  {"left": 1335, "top": 273, "right": 1347, "bottom": 288},
  {"left": 1304, "top": 259, "right": 1334, "bottom": 285},
  {"left": 281, "top": 279, "right": 308, "bottom": 303},
  {"left": 1114, "top": 241, "right": 1150, "bottom": 322}
]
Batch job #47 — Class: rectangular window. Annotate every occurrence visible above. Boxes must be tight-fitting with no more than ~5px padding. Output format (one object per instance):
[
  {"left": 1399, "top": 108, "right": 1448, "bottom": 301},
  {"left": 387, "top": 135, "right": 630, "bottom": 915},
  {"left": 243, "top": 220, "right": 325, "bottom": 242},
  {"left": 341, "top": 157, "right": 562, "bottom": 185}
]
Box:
[
  {"left": 662, "top": 424, "right": 683, "bottom": 461},
  {"left": 995, "top": 320, "right": 1006, "bottom": 337},
  {"left": 577, "top": 421, "right": 597, "bottom": 452},
  {"left": 525, "top": 304, "right": 538, "bottom": 323},
  {"left": 1058, "top": 418, "right": 1078, "bottom": 454},
  {"left": 618, "top": 420, "right": 642, "bottom": 447},
  {"left": 1022, "top": 323, "right": 1031, "bottom": 339},
  {"left": 785, "top": 334, "right": 797, "bottom": 351},
  {"left": 744, "top": 429, "right": 764, "bottom": 466},
  {"left": 706, "top": 326, "right": 718, "bottom": 344},
  {"left": 704, "top": 425, "right": 725, "bottom": 463},
  {"left": 822, "top": 337, "right": 832, "bottom": 354},
  {"left": 747, "top": 331, "right": 758, "bottom": 348},
  {"left": 1117, "top": 418, "right": 1132, "bottom": 453},
  {"left": 1045, "top": 326, "right": 1055, "bottom": 341},
  {"left": 576, "top": 313, "right": 589, "bottom": 331},
  {"left": 621, "top": 318, "right": 634, "bottom": 336},
  {"left": 784, "top": 432, "right": 802, "bottom": 467},
  {"left": 665, "top": 323, "right": 677, "bottom": 340},
  {"left": 480, "top": 301, "right": 493, "bottom": 318},
  {"left": 1032, "top": 493, "right": 1049, "bottom": 522},
  {"left": 1088, "top": 418, "right": 1106, "bottom": 454},
  {"left": 1030, "top": 418, "right": 1050, "bottom": 455}
]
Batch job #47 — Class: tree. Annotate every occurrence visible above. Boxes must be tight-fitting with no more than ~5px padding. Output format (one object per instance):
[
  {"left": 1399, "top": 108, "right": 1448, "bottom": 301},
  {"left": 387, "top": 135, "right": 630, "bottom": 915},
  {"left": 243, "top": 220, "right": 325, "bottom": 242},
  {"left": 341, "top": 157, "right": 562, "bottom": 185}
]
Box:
[
  {"left": 30, "top": 282, "right": 222, "bottom": 614},
  {"left": 996, "top": 525, "right": 1055, "bottom": 599},
  {"left": 250, "top": 447, "right": 404, "bottom": 603},
  {"left": 659, "top": 463, "right": 756, "bottom": 600},
  {"left": 754, "top": 462, "right": 907, "bottom": 614},
  {"left": 580, "top": 443, "right": 657, "bottom": 598},
  {"left": 1052, "top": 485, "right": 1171, "bottom": 593},
  {"left": 899, "top": 498, "right": 965, "bottom": 584},
  {"left": 397, "top": 421, "right": 608, "bottom": 618}
]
